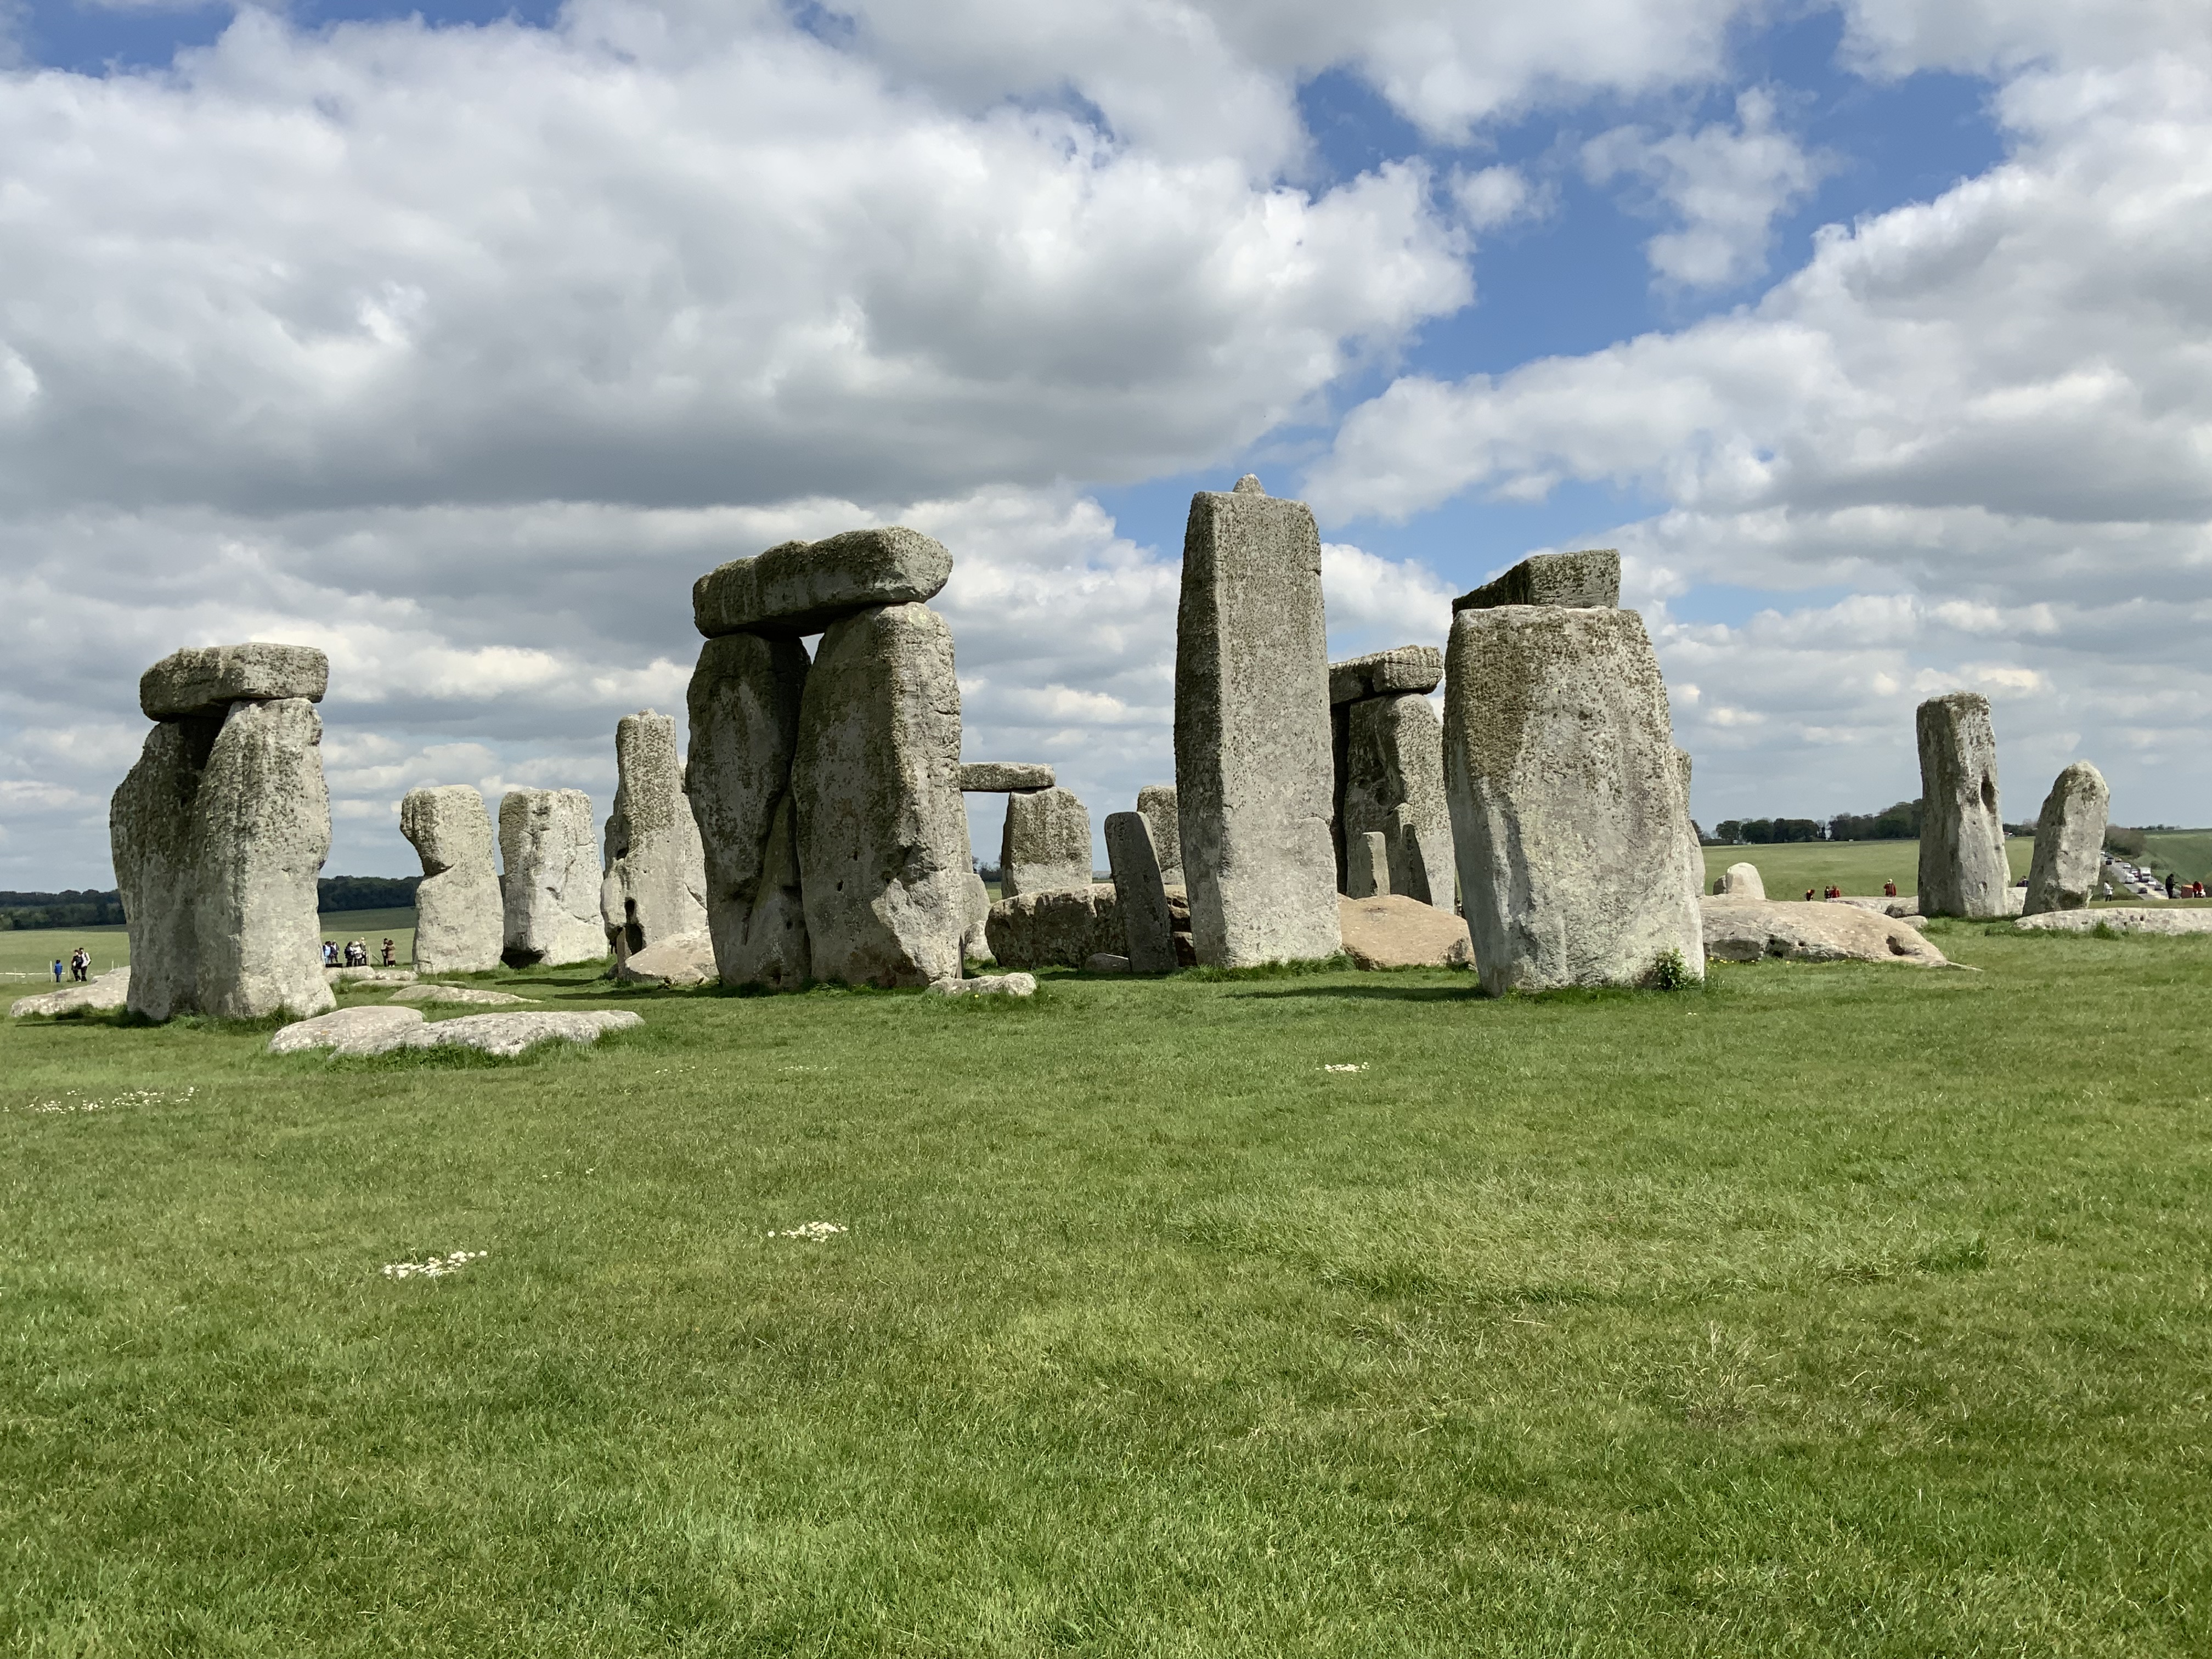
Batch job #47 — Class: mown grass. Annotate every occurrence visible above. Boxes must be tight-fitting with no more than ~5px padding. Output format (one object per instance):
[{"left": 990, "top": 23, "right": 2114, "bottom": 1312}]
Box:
[
  {"left": 4, "top": 929, "right": 2210, "bottom": 1656},
  {"left": 1700, "top": 837, "right": 2034, "bottom": 899}
]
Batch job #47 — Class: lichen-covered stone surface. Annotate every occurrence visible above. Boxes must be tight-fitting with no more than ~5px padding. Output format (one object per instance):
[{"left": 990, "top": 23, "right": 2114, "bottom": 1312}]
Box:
[
  {"left": 2024, "top": 761, "right": 2110, "bottom": 916},
  {"left": 927, "top": 973, "right": 1036, "bottom": 997},
  {"left": 1337, "top": 894, "right": 1473, "bottom": 969},
  {"left": 613, "top": 932, "right": 718, "bottom": 986},
  {"left": 1452, "top": 550, "right": 1620, "bottom": 613},
  {"left": 1338, "top": 692, "right": 1452, "bottom": 906},
  {"left": 1136, "top": 784, "right": 1182, "bottom": 888},
  {"left": 1443, "top": 605, "right": 1702, "bottom": 995},
  {"left": 139, "top": 642, "right": 329, "bottom": 720},
  {"left": 999, "top": 786, "right": 1093, "bottom": 896},
  {"left": 1916, "top": 692, "right": 2011, "bottom": 918},
  {"left": 1173, "top": 483, "right": 1340, "bottom": 967},
  {"left": 959, "top": 763, "right": 1054, "bottom": 793},
  {"left": 401, "top": 785, "right": 504, "bottom": 974},
  {"left": 11, "top": 968, "right": 132, "bottom": 1018},
  {"left": 686, "top": 633, "right": 812, "bottom": 989},
  {"left": 1104, "top": 810, "right": 1177, "bottom": 974},
  {"left": 1702, "top": 898, "right": 1950, "bottom": 966},
  {"left": 111, "top": 715, "right": 219, "bottom": 1022},
  {"left": 1347, "top": 830, "right": 1390, "bottom": 899},
  {"left": 1328, "top": 645, "right": 1442, "bottom": 705},
  {"left": 2016, "top": 907, "right": 2212, "bottom": 935},
  {"left": 985, "top": 886, "right": 1123, "bottom": 969},
  {"left": 793, "top": 603, "right": 970, "bottom": 987},
  {"left": 960, "top": 872, "right": 995, "bottom": 966},
  {"left": 268, "top": 1005, "right": 426, "bottom": 1056},
  {"left": 269, "top": 1006, "right": 641, "bottom": 1057},
  {"left": 498, "top": 789, "right": 607, "bottom": 967},
  {"left": 600, "top": 710, "right": 708, "bottom": 972},
  {"left": 389, "top": 983, "right": 535, "bottom": 1007},
  {"left": 693, "top": 528, "right": 952, "bottom": 639}
]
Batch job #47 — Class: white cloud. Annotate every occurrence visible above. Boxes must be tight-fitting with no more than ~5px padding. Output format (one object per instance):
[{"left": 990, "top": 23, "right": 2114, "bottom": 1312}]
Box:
[{"left": 1449, "top": 163, "right": 1542, "bottom": 231}]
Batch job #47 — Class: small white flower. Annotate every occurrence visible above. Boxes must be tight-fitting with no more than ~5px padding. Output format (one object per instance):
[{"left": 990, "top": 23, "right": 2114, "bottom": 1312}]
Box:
[
  {"left": 770, "top": 1221, "right": 848, "bottom": 1242},
  {"left": 1322, "top": 1063, "right": 1369, "bottom": 1074}
]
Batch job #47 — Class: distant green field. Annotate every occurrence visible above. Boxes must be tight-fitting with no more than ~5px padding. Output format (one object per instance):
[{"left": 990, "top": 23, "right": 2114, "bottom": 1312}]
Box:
[
  {"left": 1701, "top": 837, "right": 2033, "bottom": 899},
  {"left": 2142, "top": 832, "right": 2212, "bottom": 884},
  {"left": 2, "top": 908, "right": 421, "bottom": 985}
]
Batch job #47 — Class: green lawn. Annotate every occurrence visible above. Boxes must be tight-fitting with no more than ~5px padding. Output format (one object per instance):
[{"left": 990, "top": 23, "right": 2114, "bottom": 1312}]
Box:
[
  {"left": 2142, "top": 832, "right": 2212, "bottom": 886},
  {"left": 5, "top": 929, "right": 2210, "bottom": 1655},
  {"left": 1704, "top": 837, "right": 2033, "bottom": 900},
  {"left": 2, "top": 910, "right": 420, "bottom": 986}
]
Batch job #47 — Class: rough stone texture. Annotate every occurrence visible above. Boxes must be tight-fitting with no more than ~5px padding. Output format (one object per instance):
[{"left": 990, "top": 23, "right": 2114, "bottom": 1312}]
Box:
[
  {"left": 1338, "top": 894, "right": 1474, "bottom": 970},
  {"left": 687, "top": 632, "right": 812, "bottom": 990},
  {"left": 1702, "top": 898, "right": 1950, "bottom": 966},
  {"left": 326, "top": 967, "right": 416, "bottom": 985},
  {"left": 1137, "top": 785, "right": 1182, "bottom": 888},
  {"left": 140, "top": 642, "right": 328, "bottom": 721},
  {"left": 272, "top": 1006, "right": 641, "bottom": 1057},
  {"left": 985, "top": 885, "right": 1122, "bottom": 969},
  {"left": 1833, "top": 895, "right": 1923, "bottom": 921},
  {"left": 1085, "top": 953, "right": 1131, "bottom": 973},
  {"left": 11, "top": 968, "right": 132, "bottom": 1018},
  {"left": 694, "top": 528, "right": 952, "bottom": 639},
  {"left": 1103, "top": 810, "right": 1177, "bottom": 974},
  {"left": 1000, "top": 786, "right": 1093, "bottom": 896},
  {"left": 1347, "top": 830, "right": 1390, "bottom": 898},
  {"left": 793, "top": 602, "right": 970, "bottom": 987},
  {"left": 927, "top": 972, "right": 1036, "bottom": 997},
  {"left": 600, "top": 709, "right": 708, "bottom": 972},
  {"left": 268, "top": 1005, "right": 426, "bottom": 1055},
  {"left": 110, "top": 716, "right": 219, "bottom": 1022},
  {"left": 1720, "top": 862, "right": 1767, "bottom": 899},
  {"left": 1173, "top": 483, "right": 1341, "bottom": 967},
  {"left": 2024, "top": 761, "right": 2110, "bottom": 916},
  {"left": 498, "top": 789, "right": 607, "bottom": 967},
  {"left": 960, "top": 873, "right": 995, "bottom": 966},
  {"left": 1453, "top": 550, "right": 1620, "bottom": 613},
  {"left": 1916, "top": 692, "right": 2011, "bottom": 918},
  {"left": 960, "top": 763, "right": 1054, "bottom": 793},
  {"left": 400, "top": 785, "right": 504, "bottom": 974},
  {"left": 2016, "top": 907, "right": 2212, "bottom": 935},
  {"left": 1329, "top": 645, "right": 1442, "bottom": 705},
  {"left": 390, "top": 983, "right": 535, "bottom": 1006},
  {"left": 1443, "top": 606, "right": 1703, "bottom": 995},
  {"left": 1337, "top": 692, "right": 1452, "bottom": 905},
  {"left": 613, "top": 931, "right": 718, "bottom": 986}
]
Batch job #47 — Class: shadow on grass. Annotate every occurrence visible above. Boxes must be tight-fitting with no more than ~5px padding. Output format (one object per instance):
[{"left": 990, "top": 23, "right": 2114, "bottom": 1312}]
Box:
[{"left": 1229, "top": 983, "right": 1479, "bottom": 1004}]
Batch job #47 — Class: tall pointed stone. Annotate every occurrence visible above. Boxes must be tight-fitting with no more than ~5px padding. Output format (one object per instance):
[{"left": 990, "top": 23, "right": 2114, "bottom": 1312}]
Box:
[
  {"left": 2023, "top": 760, "right": 2109, "bottom": 916},
  {"left": 402, "top": 786, "right": 503, "bottom": 974},
  {"left": 1916, "top": 692, "right": 2011, "bottom": 918},
  {"left": 498, "top": 789, "right": 606, "bottom": 966},
  {"left": 687, "top": 633, "right": 812, "bottom": 989},
  {"left": 1000, "top": 786, "right": 1092, "bottom": 895},
  {"left": 1172, "top": 476, "right": 1340, "bottom": 966},
  {"left": 110, "top": 716, "right": 221, "bottom": 1022},
  {"left": 600, "top": 710, "right": 708, "bottom": 972},
  {"left": 1104, "top": 810, "right": 1177, "bottom": 974}
]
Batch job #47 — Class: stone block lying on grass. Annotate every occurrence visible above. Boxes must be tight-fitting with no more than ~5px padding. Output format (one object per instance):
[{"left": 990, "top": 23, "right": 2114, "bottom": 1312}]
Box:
[
  {"left": 986, "top": 885, "right": 1122, "bottom": 969},
  {"left": 1337, "top": 894, "right": 1473, "bottom": 969},
  {"left": 326, "top": 967, "right": 417, "bottom": 985},
  {"left": 2015, "top": 907, "right": 2212, "bottom": 936},
  {"left": 1701, "top": 898, "right": 1949, "bottom": 966},
  {"left": 928, "top": 973, "right": 1037, "bottom": 997},
  {"left": 388, "top": 984, "right": 536, "bottom": 1007},
  {"left": 1830, "top": 895, "right": 1922, "bottom": 921},
  {"left": 613, "top": 931, "right": 718, "bottom": 986},
  {"left": 11, "top": 967, "right": 132, "bottom": 1018},
  {"left": 269, "top": 1006, "right": 642, "bottom": 1057}
]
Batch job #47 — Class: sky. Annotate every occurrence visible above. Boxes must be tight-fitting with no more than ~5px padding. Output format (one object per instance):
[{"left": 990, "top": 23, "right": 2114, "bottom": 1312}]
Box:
[{"left": 2, "top": 0, "right": 2208, "bottom": 888}]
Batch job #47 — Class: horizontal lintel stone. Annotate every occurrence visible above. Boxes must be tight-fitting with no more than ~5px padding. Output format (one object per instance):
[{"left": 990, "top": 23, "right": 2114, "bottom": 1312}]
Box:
[{"left": 693, "top": 528, "right": 953, "bottom": 639}]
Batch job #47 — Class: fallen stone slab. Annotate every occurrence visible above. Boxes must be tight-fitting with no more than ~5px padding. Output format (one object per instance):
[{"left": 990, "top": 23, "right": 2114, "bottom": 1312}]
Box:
[
  {"left": 986, "top": 885, "right": 1123, "bottom": 969},
  {"left": 402, "top": 785, "right": 504, "bottom": 974},
  {"left": 1337, "top": 894, "right": 1473, "bottom": 970},
  {"left": 613, "top": 930, "right": 718, "bottom": 986},
  {"left": 1701, "top": 898, "right": 1949, "bottom": 966},
  {"left": 140, "top": 642, "right": 329, "bottom": 720},
  {"left": 2015, "top": 907, "right": 2212, "bottom": 936},
  {"left": 694, "top": 528, "right": 953, "bottom": 639},
  {"left": 1917, "top": 692, "right": 2011, "bottom": 918},
  {"left": 960, "top": 762, "right": 1054, "bottom": 793},
  {"left": 1328, "top": 645, "right": 1442, "bottom": 705},
  {"left": 389, "top": 983, "right": 537, "bottom": 1007},
  {"left": 402, "top": 1010, "right": 642, "bottom": 1057},
  {"left": 1453, "top": 550, "right": 1620, "bottom": 613},
  {"left": 11, "top": 967, "right": 132, "bottom": 1018},
  {"left": 928, "top": 973, "right": 1037, "bottom": 997},
  {"left": 269, "top": 1004, "right": 427, "bottom": 1055},
  {"left": 326, "top": 966, "right": 417, "bottom": 985},
  {"left": 2024, "top": 760, "right": 2109, "bottom": 916},
  {"left": 1085, "top": 953, "right": 1131, "bottom": 973}
]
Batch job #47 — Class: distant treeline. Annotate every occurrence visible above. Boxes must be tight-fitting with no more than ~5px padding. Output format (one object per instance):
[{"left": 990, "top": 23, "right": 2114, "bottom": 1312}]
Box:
[
  {"left": 1711, "top": 800, "right": 1924, "bottom": 845},
  {"left": 1, "top": 875, "right": 420, "bottom": 930}
]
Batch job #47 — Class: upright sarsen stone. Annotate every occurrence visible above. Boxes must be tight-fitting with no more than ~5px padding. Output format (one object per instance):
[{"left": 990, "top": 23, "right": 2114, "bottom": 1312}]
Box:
[
  {"left": 111, "top": 716, "right": 221, "bottom": 1022},
  {"left": 2024, "top": 760, "right": 2109, "bottom": 916},
  {"left": 1340, "top": 692, "right": 1453, "bottom": 906},
  {"left": 499, "top": 789, "right": 606, "bottom": 966},
  {"left": 793, "top": 602, "right": 970, "bottom": 986},
  {"left": 1173, "top": 478, "right": 1340, "bottom": 967},
  {"left": 687, "top": 633, "right": 812, "bottom": 989},
  {"left": 1916, "top": 692, "right": 2011, "bottom": 918},
  {"left": 401, "top": 786, "right": 503, "bottom": 974},
  {"left": 1442, "top": 606, "right": 1702, "bottom": 995},
  {"left": 1000, "top": 786, "right": 1092, "bottom": 896},
  {"left": 1104, "top": 810, "right": 1176, "bottom": 974},
  {"left": 1136, "top": 785, "right": 1182, "bottom": 888},
  {"left": 600, "top": 710, "right": 708, "bottom": 972}
]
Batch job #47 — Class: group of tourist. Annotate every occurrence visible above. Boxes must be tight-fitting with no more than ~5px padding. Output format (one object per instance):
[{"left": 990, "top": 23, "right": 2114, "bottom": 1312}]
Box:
[
  {"left": 320, "top": 938, "right": 398, "bottom": 968},
  {"left": 47, "top": 946, "right": 92, "bottom": 985}
]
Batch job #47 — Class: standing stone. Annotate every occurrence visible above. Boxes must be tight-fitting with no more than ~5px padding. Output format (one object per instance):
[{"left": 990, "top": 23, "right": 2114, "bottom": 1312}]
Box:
[
  {"left": 1916, "top": 692, "right": 2011, "bottom": 918},
  {"left": 1173, "top": 477, "right": 1341, "bottom": 966},
  {"left": 1339, "top": 691, "right": 1452, "bottom": 906},
  {"left": 1442, "top": 606, "right": 1703, "bottom": 995},
  {"left": 687, "top": 633, "right": 812, "bottom": 989},
  {"left": 2024, "top": 761, "right": 2109, "bottom": 916},
  {"left": 1347, "top": 830, "right": 1391, "bottom": 899},
  {"left": 1720, "top": 862, "right": 1766, "bottom": 900},
  {"left": 111, "top": 716, "right": 219, "bottom": 1022},
  {"left": 792, "top": 602, "right": 970, "bottom": 987},
  {"left": 1104, "top": 810, "right": 1176, "bottom": 974},
  {"left": 400, "top": 786, "right": 503, "bottom": 974},
  {"left": 960, "top": 871, "right": 996, "bottom": 966},
  {"left": 1453, "top": 549, "right": 1621, "bottom": 613},
  {"left": 600, "top": 710, "right": 708, "bottom": 972},
  {"left": 1000, "top": 786, "right": 1093, "bottom": 896},
  {"left": 1136, "top": 784, "right": 1182, "bottom": 887},
  {"left": 498, "top": 789, "right": 606, "bottom": 966}
]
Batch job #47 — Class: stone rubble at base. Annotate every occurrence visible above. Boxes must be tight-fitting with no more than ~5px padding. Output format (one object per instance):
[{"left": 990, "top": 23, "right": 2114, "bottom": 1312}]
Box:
[{"left": 2016, "top": 907, "right": 2212, "bottom": 936}]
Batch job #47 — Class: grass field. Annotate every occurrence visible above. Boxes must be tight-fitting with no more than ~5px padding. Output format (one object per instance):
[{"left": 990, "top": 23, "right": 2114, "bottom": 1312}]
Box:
[
  {"left": 1, "top": 910, "right": 420, "bottom": 985},
  {"left": 1700, "top": 837, "right": 2033, "bottom": 899},
  {"left": 2142, "top": 832, "right": 2212, "bottom": 885},
  {"left": 5, "top": 927, "right": 2211, "bottom": 1655}
]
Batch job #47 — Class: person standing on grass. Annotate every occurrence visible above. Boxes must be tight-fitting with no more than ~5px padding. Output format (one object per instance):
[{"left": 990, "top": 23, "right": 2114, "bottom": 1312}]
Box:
[
  {"left": 70, "top": 947, "right": 89, "bottom": 982},
  {"left": 52, "top": 957, "right": 64, "bottom": 984},
  {"left": 1884, "top": 878, "right": 1898, "bottom": 897},
  {"left": 2167, "top": 872, "right": 2177, "bottom": 899},
  {"left": 380, "top": 938, "right": 395, "bottom": 968}
]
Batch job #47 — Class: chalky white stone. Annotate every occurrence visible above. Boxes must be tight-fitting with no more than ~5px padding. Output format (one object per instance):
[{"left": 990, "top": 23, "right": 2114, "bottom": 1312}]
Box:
[
  {"left": 2016, "top": 907, "right": 2212, "bottom": 935},
  {"left": 498, "top": 789, "right": 607, "bottom": 967},
  {"left": 1000, "top": 786, "right": 1093, "bottom": 896},
  {"left": 2023, "top": 761, "right": 2109, "bottom": 916},
  {"left": 389, "top": 983, "right": 536, "bottom": 1007},
  {"left": 1720, "top": 862, "right": 1766, "bottom": 900},
  {"left": 600, "top": 710, "right": 708, "bottom": 972},
  {"left": 1916, "top": 692, "right": 2011, "bottom": 918},
  {"left": 1104, "top": 810, "right": 1177, "bottom": 974},
  {"left": 401, "top": 785, "right": 504, "bottom": 974},
  {"left": 687, "top": 632, "right": 812, "bottom": 989},
  {"left": 693, "top": 528, "right": 953, "bottom": 639},
  {"left": 10, "top": 967, "right": 132, "bottom": 1018},
  {"left": 268, "top": 1004, "right": 426, "bottom": 1055},
  {"left": 1336, "top": 894, "right": 1474, "bottom": 969},
  {"left": 612, "top": 932, "right": 718, "bottom": 986},
  {"left": 267, "top": 1005, "right": 641, "bottom": 1057},
  {"left": 1701, "top": 898, "right": 1949, "bottom": 967},
  {"left": 927, "top": 973, "right": 1037, "bottom": 997}
]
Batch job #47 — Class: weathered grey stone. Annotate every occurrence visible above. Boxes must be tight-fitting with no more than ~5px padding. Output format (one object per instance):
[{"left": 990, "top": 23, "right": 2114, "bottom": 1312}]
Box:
[
  {"left": 985, "top": 885, "right": 1122, "bottom": 969},
  {"left": 793, "top": 602, "right": 970, "bottom": 987},
  {"left": 1329, "top": 645, "right": 1442, "bottom": 705},
  {"left": 325, "top": 966, "right": 416, "bottom": 985},
  {"left": 140, "top": 642, "right": 328, "bottom": 720},
  {"left": 1338, "top": 692, "right": 1452, "bottom": 905},
  {"left": 1833, "top": 894, "right": 1922, "bottom": 921},
  {"left": 1137, "top": 785, "right": 1182, "bottom": 887},
  {"left": 1674, "top": 749, "right": 1705, "bottom": 922},
  {"left": 498, "top": 789, "right": 606, "bottom": 967},
  {"left": 1702, "top": 898, "right": 1950, "bottom": 967},
  {"left": 1173, "top": 482, "right": 1340, "bottom": 967},
  {"left": 1000, "top": 786, "right": 1093, "bottom": 896},
  {"left": 927, "top": 972, "right": 1036, "bottom": 997},
  {"left": 1720, "top": 862, "right": 1766, "bottom": 899},
  {"left": 268, "top": 1004, "right": 425, "bottom": 1055},
  {"left": 686, "top": 632, "right": 812, "bottom": 990},
  {"left": 1348, "top": 830, "right": 1390, "bottom": 899},
  {"left": 1103, "top": 810, "right": 1177, "bottom": 974},
  {"left": 2016, "top": 907, "right": 2212, "bottom": 935},
  {"left": 613, "top": 931, "right": 718, "bottom": 986},
  {"left": 1916, "top": 692, "right": 2011, "bottom": 918},
  {"left": 2023, "top": 761, "right": 2110, "bottom": 916},
  {"left": 1452, "top": 550, "right": 1620, "bottom": 613},
  {"left": 1085, "top": 952, "right": 1132, "bottom": 973},
  {"left": 960, "top": 872, "right": 995, "bottom": 966},
  {"left": 400, "top": 785, "right": 504, "bottom": 974},
  {"left": 600, "top": 709, "right": 708, "bottom": 972},
  {"left": 1442, "top": 605, "right": 1703, "bottom": 995},
  {"left": 190, "top": 697, "right": 336, "bottom": 1020},
  {"left": 693, "top": 528, "right": 953, "bottom": 639},
  {"left": 111, "top": 716, "right": 219, "bottom": 1022},
  {"left": 390, "top": 983, "right": 536, "bottom": 1006},
  {"left": 1338, "top": 894, "right": 1474, "bottom": 969},
  {"left": 960, "top": 762, "right": 1055, "bottom": 793},
  {"left": 402, "top": 1009, "right": 641, "bottom": 1057},
  {"left": 11, "top": 967, "right": 131, "bottom": 1018}
]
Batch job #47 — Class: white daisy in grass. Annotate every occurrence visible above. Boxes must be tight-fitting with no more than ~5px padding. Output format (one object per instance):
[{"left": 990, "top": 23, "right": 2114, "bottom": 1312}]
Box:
[
  {"left": 768, "top": 1222, "right": 848, "bottom": 1242},
  {"left": 382, "top": 1250, "right": 487, "bottom": 1280}
]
